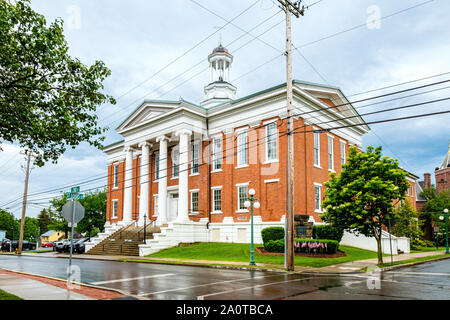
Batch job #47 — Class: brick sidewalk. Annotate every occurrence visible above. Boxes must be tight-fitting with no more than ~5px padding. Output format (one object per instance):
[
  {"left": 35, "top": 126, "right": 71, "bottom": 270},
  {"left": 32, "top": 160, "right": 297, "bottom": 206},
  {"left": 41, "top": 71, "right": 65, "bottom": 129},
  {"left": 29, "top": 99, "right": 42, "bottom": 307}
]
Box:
[{"left": 0, "top": 269, "right": 124, "bottom": 300}]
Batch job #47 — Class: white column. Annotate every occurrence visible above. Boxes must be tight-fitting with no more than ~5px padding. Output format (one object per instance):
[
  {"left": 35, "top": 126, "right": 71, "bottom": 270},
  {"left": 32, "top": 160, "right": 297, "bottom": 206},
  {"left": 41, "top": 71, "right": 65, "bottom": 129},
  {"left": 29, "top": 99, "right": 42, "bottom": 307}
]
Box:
[
  {"left": 175, "top": 129, "right": 192, "bottom": 222},
  {"left": 138, "top": 141, "right": 151, "bottom": 226},
  {"left": 156, "top": 136, "right": 169, "bottom": 225},
  {"left": 123, "top": 146, "right": 134, "bottom": 223}
]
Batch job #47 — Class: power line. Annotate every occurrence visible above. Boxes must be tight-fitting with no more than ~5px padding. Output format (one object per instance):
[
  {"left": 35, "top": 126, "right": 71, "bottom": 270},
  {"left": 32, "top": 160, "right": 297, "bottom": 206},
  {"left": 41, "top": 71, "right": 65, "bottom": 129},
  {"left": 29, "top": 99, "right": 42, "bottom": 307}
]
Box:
[{"left": 3, "top": 78, "right": 448, "bottom": 207}]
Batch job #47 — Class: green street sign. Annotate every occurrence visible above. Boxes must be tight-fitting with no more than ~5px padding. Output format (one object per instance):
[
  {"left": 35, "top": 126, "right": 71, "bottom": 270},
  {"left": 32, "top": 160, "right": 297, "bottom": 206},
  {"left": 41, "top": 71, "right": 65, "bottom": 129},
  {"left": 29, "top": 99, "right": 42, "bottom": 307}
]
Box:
[
  {"left": 75, "top": 193, "right": 84, "bottom": 200},
  {"left": 71, "top": 186, "right": 80, "bottom": 193},
  {"left": 66, "top": 192, "right": 84, "bottom": 200}
]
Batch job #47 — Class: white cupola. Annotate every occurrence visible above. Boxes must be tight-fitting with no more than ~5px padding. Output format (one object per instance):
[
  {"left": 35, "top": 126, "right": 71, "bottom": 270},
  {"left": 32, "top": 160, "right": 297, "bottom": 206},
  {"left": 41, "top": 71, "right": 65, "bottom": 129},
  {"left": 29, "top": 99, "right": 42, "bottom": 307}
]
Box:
[{"left": 200, "top": 44, "right": 237, "bottom": 108}]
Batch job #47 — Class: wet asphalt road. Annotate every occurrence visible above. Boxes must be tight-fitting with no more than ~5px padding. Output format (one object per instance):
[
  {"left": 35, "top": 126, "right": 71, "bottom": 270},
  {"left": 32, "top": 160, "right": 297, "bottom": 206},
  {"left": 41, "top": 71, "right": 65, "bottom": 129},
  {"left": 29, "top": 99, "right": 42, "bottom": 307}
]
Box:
[{"left": 0, "top": 255, "right": 449, "bottom": 300}]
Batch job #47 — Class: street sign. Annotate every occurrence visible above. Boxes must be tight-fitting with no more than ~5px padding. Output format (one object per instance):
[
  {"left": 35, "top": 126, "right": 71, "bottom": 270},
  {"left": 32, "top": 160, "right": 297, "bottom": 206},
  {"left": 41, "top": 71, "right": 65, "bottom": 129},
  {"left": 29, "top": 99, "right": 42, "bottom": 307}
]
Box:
[
  {"left": 62, "top": 200, "right": 85, "bottom": 224},
  {"left": 71, "top": 186, "right": 80, "bottom": 193},
  {"left": 66, "top": 192, "right": 84, "bottom": 200}
]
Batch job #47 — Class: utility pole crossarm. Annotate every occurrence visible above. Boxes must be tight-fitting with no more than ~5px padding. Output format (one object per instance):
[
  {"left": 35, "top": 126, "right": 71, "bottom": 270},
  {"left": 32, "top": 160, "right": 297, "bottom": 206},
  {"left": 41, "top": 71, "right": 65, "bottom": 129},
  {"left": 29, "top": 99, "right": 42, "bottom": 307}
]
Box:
[{"left": 277, "top": 0, "right": 305, "bottom": 17}]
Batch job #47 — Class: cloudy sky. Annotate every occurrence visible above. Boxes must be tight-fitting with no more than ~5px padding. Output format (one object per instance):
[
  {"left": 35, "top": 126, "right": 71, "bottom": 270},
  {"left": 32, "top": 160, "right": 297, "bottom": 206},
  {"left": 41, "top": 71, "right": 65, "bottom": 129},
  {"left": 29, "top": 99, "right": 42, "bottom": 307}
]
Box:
[{"left": 1, "top": 0, "right": 449, "bottom": 218}]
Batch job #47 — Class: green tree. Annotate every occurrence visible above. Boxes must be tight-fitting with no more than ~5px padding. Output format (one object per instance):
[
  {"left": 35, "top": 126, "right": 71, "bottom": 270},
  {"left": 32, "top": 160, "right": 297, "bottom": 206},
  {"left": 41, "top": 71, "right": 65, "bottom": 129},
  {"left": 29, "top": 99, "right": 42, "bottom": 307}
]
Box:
[
  {"left": 391, "top": 200, "right": 423, "bottom": 240},
  {"left": 0, "top": 0, "right": 115, "bottom": 166},
  {"left": 0, "top": 209, "right": 19, "bottom": 240},
  {"left": 37, "top": 208, "right": 51, "bottom": 234},
  {"left": 422, "top": 189, "right": 450, "bottom": 240},
  {"left": 321, "top": 146, "right": 409, "bottom": 264},
  {"left": 47, "top": 190, "right": 106, "bottom": 238},
  {"left": 419, "top": 186, "right": 438, "bottom": 240},
  {"left": 23, "top": 216, "right": 39, "bottom": 242}
]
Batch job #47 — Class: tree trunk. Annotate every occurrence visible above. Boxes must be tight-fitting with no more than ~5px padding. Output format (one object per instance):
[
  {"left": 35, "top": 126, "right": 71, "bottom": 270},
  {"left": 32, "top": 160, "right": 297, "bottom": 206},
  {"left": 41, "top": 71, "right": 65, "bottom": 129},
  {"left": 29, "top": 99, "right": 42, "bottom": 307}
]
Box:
[{"left": 376, "top": 237, "right": 383, "bottom": 265}]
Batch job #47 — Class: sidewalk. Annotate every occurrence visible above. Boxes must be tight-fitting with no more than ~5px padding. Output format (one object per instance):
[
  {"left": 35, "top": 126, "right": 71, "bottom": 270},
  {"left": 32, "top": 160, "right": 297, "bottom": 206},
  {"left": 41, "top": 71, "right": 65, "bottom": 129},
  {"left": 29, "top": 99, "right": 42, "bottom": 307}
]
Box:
[{"left": 0, "top": 269, "right": 124, "bottom": 300}]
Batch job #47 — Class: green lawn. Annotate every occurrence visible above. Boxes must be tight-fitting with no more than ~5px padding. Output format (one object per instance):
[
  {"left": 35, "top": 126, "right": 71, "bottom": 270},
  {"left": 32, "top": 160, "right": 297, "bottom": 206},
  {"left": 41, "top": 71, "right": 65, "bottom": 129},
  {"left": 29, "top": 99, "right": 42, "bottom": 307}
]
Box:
[
  {"left": 147, "top": 243, "right": 381, "bottom": 268},
  {"left": 378, "top": 254, "right": 450, "bottom": 268},
  {"left": 0, "top": 289, "right": 22, "bottom": 300},
  {"left": 410, "top": 246, "right": 446, "bottom": 253}
]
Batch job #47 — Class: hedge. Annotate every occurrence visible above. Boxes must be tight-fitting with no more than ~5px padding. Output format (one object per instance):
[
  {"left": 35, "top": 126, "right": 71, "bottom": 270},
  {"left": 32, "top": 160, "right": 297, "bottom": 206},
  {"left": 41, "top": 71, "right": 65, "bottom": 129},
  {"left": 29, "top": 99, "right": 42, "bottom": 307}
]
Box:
[
  {"left": 312, "top": 225, "right": 344, "bottom": 242},
  {"left": 264, "top": 238, "right": 339, "bottom": 254},
  {"left": 261, "top": 227, "right": 285, "bottom": 244}
]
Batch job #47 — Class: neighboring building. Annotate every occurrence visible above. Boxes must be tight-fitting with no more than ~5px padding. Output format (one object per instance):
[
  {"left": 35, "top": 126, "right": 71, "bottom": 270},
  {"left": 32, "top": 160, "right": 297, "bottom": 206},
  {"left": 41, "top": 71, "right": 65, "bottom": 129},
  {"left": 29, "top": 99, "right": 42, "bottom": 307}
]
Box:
[
  {"left": 97, "top": 44, "right": 424, "bottom": 255},
  {"left": 435, "top": 143, "right": 450, "bottom": 194},
  {"left": 40, "top": 230, "right": 64, "bottom": 244}
]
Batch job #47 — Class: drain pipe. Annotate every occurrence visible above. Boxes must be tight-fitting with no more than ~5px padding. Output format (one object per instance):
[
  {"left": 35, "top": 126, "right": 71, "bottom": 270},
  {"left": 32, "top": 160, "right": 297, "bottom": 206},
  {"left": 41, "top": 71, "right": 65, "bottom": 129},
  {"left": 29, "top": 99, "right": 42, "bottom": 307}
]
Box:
[{"left": 206, "top": 118, "right": 212, "bottom": 229}]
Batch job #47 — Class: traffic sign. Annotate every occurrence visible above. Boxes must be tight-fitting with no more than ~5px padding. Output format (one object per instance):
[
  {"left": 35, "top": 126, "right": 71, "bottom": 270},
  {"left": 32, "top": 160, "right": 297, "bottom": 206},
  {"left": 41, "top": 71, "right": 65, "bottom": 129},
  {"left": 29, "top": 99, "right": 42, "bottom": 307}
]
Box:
[
  {"left": 62, "top": 200, "right": 85, "bottom": 224},
  {"left": 66, "top": 192, "right": 84, "bottom": 200},
  {"left": 71, "top": 186, "right": 80, "bottom": 193}
]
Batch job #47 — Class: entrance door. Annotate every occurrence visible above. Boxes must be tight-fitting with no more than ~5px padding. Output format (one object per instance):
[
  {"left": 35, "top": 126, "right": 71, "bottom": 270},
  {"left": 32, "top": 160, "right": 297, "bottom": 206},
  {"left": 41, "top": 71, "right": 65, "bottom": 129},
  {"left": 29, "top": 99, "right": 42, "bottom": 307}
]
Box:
[{"left": 168, "top": 193, "right": 179, "bottom": 221}]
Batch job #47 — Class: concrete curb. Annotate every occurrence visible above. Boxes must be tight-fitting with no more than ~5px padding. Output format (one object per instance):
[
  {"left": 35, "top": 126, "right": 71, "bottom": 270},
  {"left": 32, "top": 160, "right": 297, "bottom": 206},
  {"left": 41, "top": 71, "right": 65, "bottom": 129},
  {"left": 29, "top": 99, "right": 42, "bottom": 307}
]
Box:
[
  {"left": 378, "top": 254, "right": 450, "bottom": 272},
  {"left": 0, "top": 267, "right": 146, "bottom": 300}
]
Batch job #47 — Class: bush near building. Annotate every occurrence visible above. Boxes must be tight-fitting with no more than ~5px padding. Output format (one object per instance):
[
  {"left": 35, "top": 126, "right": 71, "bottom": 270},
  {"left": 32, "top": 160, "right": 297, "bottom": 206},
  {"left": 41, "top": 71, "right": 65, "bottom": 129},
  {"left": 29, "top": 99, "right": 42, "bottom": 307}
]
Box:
[
  {"left": 312, "top": 225, "right": 344, "bottom": 242},
  {"left": 261, "top": 227, "right": 285, "bottom": 244}
]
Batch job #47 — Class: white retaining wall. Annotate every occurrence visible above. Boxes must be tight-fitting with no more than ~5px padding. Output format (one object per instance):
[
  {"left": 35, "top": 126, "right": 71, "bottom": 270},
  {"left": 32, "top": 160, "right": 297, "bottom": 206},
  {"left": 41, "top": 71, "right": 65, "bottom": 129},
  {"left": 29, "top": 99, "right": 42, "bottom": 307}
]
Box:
[
  {"left": 85, "top": 220, "right": 135, "bottom": 253},
  {"left": 340, "top": 230, "right": 410, "bottom": 254}
]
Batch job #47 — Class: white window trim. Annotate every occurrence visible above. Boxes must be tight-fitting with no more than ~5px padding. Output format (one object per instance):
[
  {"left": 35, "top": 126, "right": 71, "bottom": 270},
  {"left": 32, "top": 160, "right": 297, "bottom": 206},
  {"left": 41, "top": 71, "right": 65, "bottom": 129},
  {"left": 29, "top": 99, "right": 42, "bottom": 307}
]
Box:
[
  {"left": 236, "top": 129, "right": 248, "bottom": 168},
  {"left": 112, "top": 199, "right": 118, "bottom": 218},
  {"left": 328, "top": 134, "right": 334, "bottom": 172},
  {"left": 265, "top": 122, "right": 279, "bottom": 163},
  {"left": 212, "top": 135, "right": 223, "bottom": 172},
  {"left": 313, "top": 127, "right": 321, "bottom": 167},
  {"left": 264, "top": 179, "right": 280, "bottom": 184},
  {"left": 189, "top": 189, "right": 199, "bottom": 215},
  {"left": 154, "top": 152, "right": 160, "bottom": 181},
  {"left": 191, "top": 141, "right": 200, "bottom": 175},
  {"left": 236, "top": 183, "right": 249, "bottom": 213},
  {"left": 113, "top": 163, "right": 119, "bottom": 189},
  {"left": 172, "top": 146, "right": 179, "bottom": 179},
  {"left": 314, "top": 183, "right": 323, "bottom": 213},
  {"left": 211, "top": 186, "right": 223, "bottom": 214},
  {"left": 153, "top": 194, "right": 159, "bottom": 216},
  {"left": 340, "top": 140, "right": 347, "bottom": 165}
]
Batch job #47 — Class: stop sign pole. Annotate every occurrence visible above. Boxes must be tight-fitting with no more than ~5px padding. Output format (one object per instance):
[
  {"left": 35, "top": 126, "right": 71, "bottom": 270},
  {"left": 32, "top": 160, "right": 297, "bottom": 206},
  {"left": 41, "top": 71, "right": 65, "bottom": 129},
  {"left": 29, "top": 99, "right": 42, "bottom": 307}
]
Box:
[{"left": 64, "top": 186, "right": 84, "bottom": 288}]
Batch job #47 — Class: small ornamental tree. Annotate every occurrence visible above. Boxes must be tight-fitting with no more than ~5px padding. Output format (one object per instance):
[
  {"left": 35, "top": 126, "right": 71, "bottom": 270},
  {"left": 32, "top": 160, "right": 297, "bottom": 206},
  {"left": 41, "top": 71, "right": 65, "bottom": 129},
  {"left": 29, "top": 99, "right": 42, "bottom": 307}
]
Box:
[
  {"left": 391, "top": 200, "right": 423, "bottom": 241},
  {"left": 321, "top": 146, "right": 409, "bottom": 264}
]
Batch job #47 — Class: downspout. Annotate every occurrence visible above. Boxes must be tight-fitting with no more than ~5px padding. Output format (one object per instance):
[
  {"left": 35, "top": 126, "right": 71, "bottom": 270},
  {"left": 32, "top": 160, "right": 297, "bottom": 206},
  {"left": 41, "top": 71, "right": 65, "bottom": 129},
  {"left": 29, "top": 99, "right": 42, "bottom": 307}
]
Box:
[{"left": 207, "top": 118, "right": 212, "bottom": 229}]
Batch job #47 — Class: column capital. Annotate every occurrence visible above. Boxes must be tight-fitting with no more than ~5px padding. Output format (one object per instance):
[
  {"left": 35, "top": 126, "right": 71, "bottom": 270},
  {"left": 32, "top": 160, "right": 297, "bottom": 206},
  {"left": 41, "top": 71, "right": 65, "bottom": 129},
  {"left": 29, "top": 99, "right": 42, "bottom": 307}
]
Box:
[
  {"left": 123, "top": 146, "right": 135, "bottom": 153},
  {"left": 175, "top": 129, "right": 192, "bottom": 137},
  {"left": 156, "top": 135, "right": 170, "bottom": 143},
  {"left": 138, "top": 141, "right": 152, "bottom": 149}
]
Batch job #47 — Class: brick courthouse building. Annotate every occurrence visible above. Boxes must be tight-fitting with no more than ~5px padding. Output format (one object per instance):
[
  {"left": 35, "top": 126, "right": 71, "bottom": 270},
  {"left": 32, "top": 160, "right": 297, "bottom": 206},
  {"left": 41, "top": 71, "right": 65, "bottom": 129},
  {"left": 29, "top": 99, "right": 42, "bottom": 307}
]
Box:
[{"left": 97, "top": 45, "right": 375, "bottom": 255}]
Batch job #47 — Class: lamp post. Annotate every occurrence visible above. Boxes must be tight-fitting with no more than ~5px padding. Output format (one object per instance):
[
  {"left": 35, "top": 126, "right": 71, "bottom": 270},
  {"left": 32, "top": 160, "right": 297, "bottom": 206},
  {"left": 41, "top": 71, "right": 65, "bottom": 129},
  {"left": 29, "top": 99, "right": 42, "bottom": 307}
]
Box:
[
  {"left": 439, "top": 208, "right": 449, "bottom": 254},
  {"left": 244, "top": 189, "right": 260, "bottom": 266}
]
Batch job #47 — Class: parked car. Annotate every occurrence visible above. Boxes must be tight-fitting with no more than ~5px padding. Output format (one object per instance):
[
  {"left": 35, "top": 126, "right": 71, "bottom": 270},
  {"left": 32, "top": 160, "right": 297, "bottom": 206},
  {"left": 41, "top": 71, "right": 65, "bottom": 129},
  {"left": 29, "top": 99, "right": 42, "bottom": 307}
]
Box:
[
  {"left": 74, "top": 237, "right": 90, "bottom": 254},
  {"left": 1, "top": 239, "right": 36, "bottom": 251},
  {"left": 41, "top": 242, "right": 55, "bottom": 248},
  {"left": 55, "top": 239, "right": 71, "bottom": 253}
]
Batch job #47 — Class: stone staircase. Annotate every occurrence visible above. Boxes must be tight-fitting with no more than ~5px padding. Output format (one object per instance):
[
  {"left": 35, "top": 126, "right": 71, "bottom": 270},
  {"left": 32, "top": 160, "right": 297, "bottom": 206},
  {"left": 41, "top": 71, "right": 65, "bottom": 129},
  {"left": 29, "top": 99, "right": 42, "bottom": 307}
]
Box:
[{"left": 86, "top": 223, "right": 161, "bottom": 256}]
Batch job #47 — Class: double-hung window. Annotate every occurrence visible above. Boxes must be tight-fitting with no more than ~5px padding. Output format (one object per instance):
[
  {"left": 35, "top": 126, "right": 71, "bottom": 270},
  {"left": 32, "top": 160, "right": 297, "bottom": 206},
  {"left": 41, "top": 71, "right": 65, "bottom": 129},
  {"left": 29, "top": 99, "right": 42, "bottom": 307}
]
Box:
[
  {"left": 154, "top": 195, "right": 159, "bottom": 216},
  {"left": 237, "top": 185, "right": 248, "bottom": 211},
  {"left": 314, "top": 184, "right": 322, "bottom": 212},
  {"left": 112, "top": 200, "right": 118, "bottom": 218},
  {"left": 340, "top": 141, "right": 346, "bottom": 165},
  {"left": 266, "top": 122, "right": 278, "bottom": 161},
  {"left": 328, "top": 135, "right": 334, "bottom": 171},
  {"left": 191, "top": 142, "right": 199, "bottom": 174},
  {"left": 190, "top": 191, "right": 199, "bottom": 213},
  {"left": 314, "top": 130, "right": 320, "bottom": 167},
  {"left": 172, "top": 146, "right": 179, "bottom": 178},
  {"left": 113, "top": 163, "right": 119, "bottom": 188},
  {"left": 212, "top": 136, "right": 222, "bottom": 171},
  {"left": 237, "top": 130, "right": 248, "bottom": 167},
  {"left": 155, "top": 152, "right": 160, "bottom": 180},
  {"left": 213, "top": 188, "right": 222, "bottom": 212}
]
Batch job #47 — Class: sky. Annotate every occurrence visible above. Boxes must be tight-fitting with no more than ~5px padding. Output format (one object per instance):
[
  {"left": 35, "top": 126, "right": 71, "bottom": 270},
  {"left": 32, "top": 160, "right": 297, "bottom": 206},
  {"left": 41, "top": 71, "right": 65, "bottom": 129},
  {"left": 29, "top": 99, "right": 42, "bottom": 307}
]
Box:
[{"left": 1, "top": 0, "right": 449, "bottom": 218}]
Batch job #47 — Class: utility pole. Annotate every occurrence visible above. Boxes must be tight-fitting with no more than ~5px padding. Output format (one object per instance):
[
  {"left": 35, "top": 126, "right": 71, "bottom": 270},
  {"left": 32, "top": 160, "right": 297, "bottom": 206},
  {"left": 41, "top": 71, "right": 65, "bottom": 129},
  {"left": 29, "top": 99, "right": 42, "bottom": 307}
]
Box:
[
  {"left": 17, "top": 150, "right": 35, "bottom": 255},
  {"left": 277, "top": 0, "right": 305, "bottom": 271}
]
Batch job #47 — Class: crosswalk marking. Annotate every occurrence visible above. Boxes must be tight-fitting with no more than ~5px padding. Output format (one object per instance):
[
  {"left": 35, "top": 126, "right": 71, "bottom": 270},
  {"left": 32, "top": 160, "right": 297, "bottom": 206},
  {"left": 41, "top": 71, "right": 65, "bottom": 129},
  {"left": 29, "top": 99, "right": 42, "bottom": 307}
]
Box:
[{"left": 92, "top": 273, "right": 175, "bottom": 285}]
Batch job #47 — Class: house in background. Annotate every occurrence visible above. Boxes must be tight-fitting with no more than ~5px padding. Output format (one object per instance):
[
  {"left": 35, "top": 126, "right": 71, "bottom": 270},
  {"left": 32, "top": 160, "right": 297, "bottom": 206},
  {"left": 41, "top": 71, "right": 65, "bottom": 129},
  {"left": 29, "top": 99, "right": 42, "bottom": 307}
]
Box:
[{"left": 40, "top": 230, "right": 64, "bottom": 244}]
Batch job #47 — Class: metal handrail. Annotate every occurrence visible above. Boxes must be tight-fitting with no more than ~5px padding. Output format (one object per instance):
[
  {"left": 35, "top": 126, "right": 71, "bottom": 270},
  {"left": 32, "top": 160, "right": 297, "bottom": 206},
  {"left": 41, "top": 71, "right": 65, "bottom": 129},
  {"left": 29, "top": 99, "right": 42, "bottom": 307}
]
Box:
[
  {"left": 137, "top": 219, "right": 157, "bottom": 242},
  {"left": 119, "top": 220, "right": 136, "bottom": 239}
]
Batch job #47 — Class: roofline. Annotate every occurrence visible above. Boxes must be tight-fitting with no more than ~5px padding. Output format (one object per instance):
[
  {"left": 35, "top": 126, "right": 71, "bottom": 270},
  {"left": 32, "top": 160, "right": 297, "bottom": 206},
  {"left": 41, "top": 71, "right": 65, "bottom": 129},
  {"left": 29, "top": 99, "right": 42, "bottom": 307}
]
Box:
[{"left": 102, "top": 139, "right": 124, "bottom": 151}]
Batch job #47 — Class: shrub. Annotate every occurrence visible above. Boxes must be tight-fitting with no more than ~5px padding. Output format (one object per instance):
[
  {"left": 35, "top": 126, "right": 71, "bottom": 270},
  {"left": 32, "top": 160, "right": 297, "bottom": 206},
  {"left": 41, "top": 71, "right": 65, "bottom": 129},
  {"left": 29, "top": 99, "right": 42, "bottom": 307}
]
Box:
[
  {"left": 264, "top": 239, "right": 285, "bottom": 253},
  {"left": 263, "top": 238, "right": 339, "bottom": 254},
  {"left": 312, "top": 225, "right": 344, "bottom": 242},
  {"left": 261, "top": 227, "right": 285, "bottom": 244}
]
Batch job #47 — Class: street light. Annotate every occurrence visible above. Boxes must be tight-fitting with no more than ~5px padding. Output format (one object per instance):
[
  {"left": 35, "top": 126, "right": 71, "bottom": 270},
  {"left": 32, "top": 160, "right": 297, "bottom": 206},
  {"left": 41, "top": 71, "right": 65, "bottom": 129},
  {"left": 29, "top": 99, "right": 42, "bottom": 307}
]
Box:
[
  {"left": 244, "top": 188, "right": 260, "bottom": 266},
  {"left": 439, "top": 208, "right": 449, "bottom": 254}
]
